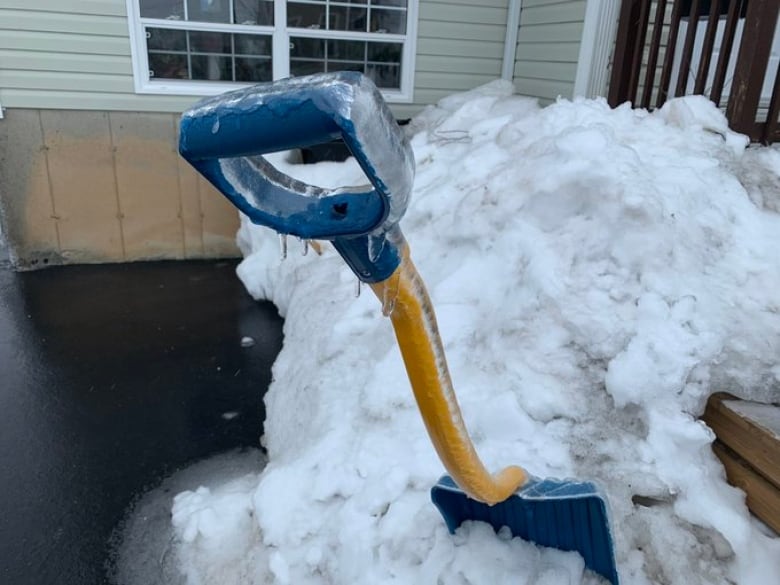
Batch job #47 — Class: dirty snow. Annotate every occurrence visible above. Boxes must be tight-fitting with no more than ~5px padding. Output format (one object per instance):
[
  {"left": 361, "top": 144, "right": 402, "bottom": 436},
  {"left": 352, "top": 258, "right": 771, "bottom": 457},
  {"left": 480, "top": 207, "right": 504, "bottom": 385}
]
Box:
[{"left": 166, "top": 83, "right": 780, "bottom": 584}]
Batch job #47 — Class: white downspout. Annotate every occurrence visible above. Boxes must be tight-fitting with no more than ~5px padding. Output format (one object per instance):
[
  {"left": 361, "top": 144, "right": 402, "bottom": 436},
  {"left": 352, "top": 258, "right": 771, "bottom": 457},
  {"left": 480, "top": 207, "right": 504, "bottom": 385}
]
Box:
[{"left": 501, "top": 0, "right": 523, "bottom": 81}]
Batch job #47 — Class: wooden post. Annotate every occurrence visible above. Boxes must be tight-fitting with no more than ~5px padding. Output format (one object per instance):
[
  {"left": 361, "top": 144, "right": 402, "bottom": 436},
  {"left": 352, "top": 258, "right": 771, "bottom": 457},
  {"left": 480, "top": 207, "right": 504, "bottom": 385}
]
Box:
[
  {"left": 726, "top": 0, "right": 780, "bottom": 138},
  {"left": 608, "top": 0, "right": 644, "bottom": 107}
]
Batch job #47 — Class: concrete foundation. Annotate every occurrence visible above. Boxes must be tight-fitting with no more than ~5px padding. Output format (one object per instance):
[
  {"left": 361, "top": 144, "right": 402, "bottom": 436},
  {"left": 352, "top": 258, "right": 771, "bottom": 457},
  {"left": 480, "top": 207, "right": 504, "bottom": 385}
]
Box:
[{"left": 0, "top": 109, "right": 241, "bottom": 269}]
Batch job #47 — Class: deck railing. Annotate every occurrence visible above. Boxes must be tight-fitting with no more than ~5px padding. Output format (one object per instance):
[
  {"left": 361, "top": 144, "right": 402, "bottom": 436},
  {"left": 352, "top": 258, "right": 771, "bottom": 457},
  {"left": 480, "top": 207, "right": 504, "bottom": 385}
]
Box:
[{"left": 608, "top": 0, "right": 780, "bottom": 144}]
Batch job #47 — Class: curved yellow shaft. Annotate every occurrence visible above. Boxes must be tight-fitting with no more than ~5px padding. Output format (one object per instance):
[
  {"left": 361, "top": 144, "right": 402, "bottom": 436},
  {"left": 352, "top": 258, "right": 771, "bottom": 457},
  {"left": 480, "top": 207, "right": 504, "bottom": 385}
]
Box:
[{"left": 370, "top": 246, "right": 527, "bottom": 505}]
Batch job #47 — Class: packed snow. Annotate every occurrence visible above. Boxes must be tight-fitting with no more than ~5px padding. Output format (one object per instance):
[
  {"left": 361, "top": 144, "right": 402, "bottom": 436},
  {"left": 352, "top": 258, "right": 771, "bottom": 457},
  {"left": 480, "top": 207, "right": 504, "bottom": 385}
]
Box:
[{"left": 160, "top": 82, "right": 780, "bottom": 584}]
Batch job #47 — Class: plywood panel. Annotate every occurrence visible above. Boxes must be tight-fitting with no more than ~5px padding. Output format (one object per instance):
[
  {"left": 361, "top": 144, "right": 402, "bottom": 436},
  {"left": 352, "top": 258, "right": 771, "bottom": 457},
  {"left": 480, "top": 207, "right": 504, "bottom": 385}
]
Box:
[
  {"left": 0, "top": 109, "right": 60, "bottom": 267},
  {"left": 110, "top": 112, "right": 185, "bottom": 259},
  {"left": 173, "top": 119, "right": 206, "bottom": 259},
  {"left": 198, "top": 177, "right": 240, "bottom": 258},
  {"left": 39, "top": 110, "right": 124, "bottom": 262}
]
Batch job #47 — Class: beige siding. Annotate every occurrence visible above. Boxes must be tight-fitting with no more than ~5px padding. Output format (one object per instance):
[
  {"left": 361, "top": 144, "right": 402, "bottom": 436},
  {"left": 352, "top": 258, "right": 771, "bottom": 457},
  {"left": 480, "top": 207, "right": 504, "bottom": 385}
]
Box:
[
  {"left": 0, "top": 0, "right": 511, "bottom": 119},
  {"left": 513, "top": 0, "right": 587, "bottom": 104}
]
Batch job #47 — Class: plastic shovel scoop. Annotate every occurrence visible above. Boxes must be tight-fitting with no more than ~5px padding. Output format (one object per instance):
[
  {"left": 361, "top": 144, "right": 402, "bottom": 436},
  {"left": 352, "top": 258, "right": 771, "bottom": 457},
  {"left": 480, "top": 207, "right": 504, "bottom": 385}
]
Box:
[{"left": 178, "top": 72, "right": 618, "bottom": 585}]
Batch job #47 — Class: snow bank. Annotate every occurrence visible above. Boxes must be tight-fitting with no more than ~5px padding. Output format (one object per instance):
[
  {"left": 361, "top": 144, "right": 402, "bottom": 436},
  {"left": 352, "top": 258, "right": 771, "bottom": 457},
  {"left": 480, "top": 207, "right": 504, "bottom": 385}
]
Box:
[{"left": 172, "top": 82, "right": 780, "bottom": 584}]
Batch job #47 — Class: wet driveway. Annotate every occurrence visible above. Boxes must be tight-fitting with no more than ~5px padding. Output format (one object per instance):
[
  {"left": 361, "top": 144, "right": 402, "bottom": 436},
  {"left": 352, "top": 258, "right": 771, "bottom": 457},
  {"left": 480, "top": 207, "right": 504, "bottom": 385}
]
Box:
[{"left": 0, "top": 260, "right": 283, "bottom": 584}]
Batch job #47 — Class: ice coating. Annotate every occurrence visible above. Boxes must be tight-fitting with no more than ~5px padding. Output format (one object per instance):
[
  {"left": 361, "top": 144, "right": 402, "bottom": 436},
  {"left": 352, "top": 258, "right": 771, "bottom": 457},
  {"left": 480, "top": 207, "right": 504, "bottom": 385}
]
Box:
[
  {"left": 370, "top": 246, "right": 527, "bottom": 505},
  {"left": 181, "top": 72, "right": 414, "bottom": 240}
]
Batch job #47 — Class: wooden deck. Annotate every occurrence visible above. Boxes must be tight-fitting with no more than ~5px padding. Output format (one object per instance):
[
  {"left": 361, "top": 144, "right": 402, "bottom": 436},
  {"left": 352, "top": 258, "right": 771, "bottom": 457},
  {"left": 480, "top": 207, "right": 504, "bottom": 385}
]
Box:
[{"left": 702, "top": 392, "right": 780, "bottom": 534}]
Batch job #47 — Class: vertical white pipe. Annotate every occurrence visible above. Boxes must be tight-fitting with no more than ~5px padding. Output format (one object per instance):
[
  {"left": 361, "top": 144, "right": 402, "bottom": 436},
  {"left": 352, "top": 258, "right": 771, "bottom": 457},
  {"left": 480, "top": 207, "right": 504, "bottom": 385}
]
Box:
[{"left": 501, "top": 0, "right": 522, "bottom": 81}]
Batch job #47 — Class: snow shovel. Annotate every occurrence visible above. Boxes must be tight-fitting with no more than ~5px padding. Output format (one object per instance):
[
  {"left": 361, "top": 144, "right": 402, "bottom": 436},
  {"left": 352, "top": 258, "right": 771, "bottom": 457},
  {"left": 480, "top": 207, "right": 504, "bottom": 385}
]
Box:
[{"left": 178, "top": 72, "right": 618, "bottom": 585}]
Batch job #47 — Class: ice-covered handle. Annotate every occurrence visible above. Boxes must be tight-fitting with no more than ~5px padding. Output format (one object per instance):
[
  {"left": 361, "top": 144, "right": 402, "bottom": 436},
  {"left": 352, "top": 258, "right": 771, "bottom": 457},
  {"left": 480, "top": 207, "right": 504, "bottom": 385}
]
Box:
[{"left": 178, "top": 71, "right": 415, "bottom": 283}]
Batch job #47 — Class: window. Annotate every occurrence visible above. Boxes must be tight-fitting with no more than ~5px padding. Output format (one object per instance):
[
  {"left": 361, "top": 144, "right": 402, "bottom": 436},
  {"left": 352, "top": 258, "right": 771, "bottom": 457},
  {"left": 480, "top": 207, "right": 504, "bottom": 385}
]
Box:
[{"left": 126, "top": 0, "right": 418, "bottom": 102}]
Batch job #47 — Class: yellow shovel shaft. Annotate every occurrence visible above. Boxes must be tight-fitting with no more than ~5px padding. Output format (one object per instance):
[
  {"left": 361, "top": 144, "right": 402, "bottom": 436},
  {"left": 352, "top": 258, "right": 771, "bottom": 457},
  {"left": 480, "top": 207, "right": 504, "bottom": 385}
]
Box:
[{"left": 370, "top": 247, "right": 527, "bottom": 505}]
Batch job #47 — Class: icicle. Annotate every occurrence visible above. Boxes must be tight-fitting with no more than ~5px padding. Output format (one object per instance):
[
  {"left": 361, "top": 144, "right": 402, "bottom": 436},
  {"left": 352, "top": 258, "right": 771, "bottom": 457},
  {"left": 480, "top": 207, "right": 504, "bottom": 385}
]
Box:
[
  {"left": 355, "top": 278, "right": 362, "bottom": 298},
  {"left": 301, "top": 239, "right": 309, "bottom": 256},
  {"left": 279, "top": 233, "right": 288, "bottom": 261},
  {"left": 382, "top": 288, "right": 396, "bottom": 316}
]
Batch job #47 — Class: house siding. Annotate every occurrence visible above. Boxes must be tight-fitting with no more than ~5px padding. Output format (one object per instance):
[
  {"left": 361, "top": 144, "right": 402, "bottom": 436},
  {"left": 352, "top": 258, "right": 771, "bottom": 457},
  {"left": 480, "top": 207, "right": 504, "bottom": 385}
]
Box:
[
  {"left": 513, "top": 0, "right": 587, "bottom": 104},
  {"left": 0, "top": 0, "right": 510, "bottom": 119}
]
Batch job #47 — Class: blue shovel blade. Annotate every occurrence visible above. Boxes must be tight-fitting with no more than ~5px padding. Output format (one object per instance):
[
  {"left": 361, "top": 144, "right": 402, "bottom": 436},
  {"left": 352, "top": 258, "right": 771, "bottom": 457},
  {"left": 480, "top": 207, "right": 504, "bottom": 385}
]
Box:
[{"left": 431, "top": 475, "right": 619, "bottom": 585}]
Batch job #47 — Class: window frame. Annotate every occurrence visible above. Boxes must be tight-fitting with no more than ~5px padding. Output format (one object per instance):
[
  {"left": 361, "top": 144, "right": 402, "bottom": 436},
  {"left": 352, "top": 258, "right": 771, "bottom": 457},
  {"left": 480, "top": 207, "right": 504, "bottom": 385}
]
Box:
[{"left": 125, "top": 0, "right": 418, "bottom": 102}]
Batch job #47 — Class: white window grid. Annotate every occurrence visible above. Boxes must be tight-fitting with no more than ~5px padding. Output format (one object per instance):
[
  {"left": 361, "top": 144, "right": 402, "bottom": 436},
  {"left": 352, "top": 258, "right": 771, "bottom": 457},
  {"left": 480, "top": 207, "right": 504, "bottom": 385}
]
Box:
[{"left": 126, "top": 0, "right": 418, "bottom": 102}]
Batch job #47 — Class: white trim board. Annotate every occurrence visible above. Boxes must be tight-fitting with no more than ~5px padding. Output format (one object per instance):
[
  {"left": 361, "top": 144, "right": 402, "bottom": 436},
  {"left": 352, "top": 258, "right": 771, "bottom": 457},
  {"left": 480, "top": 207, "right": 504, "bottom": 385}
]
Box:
[{"left": 574, "top": 0, "right": 620, "bottom": 99}]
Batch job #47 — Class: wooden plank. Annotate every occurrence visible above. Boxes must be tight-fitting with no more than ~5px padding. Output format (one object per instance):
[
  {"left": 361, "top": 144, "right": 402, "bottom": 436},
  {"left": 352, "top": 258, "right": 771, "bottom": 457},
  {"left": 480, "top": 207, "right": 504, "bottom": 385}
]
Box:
[
  {"left": 39, "top": 110, "right": 124, "bottom": 262},
  {"left": 657, "top": 0, "right": 685, "bottom": 107},
  {"left": 710, "top": 0, "right": 744, "bottom": 105},
  {"left": 694, "top": 0, "right": 722, "bottom": 94},
  {"left": 712, "top": 441, "right": 780, "bottom": 535},
  {"left": 109, "top": 112, "right": 185, "bottom": 260},
  {"left": 641, "top": 0, "right": 668, "bottom": 108},
  {"left": 675, "top": 0, "right": 702, "bottom": 97},
  {"left": 726, "top": 0, "right": 780, "bottom": 137},
  {"left": 608, "top": 0, "right": 642, "bottom": 107},
  {"left": 702, "top": 392, "right": 780, "bottom": 490},
  {"left": 761, "top": 56, "right": 780, "bottom": 144},
  {"left": 629, "top": 0, "right": 653, "bottom": 104}
]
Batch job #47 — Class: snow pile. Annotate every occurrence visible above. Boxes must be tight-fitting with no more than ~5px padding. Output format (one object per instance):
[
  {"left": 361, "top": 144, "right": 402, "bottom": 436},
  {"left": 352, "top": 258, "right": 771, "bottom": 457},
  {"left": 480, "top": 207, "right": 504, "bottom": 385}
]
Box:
[{"left": 171, "top": 82, "right": 780, "bottom": 584}]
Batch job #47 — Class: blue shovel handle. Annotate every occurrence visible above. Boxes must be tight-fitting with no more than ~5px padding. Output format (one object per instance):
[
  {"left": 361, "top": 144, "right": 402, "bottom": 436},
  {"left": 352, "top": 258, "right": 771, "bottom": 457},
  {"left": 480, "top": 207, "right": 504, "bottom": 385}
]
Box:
[{"left": 179, "top": 72, "right": 415, "bottom": 283}]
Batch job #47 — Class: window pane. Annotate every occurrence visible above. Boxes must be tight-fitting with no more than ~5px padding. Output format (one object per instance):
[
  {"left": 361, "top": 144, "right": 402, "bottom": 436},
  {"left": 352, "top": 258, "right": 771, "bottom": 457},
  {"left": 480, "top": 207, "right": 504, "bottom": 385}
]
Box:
[
  {"left": 329, "top": 5, "right": 367, "bottom": 32},
  {"left": 290, "top": 60, "right": 325, "bottom": 77},
  {"left": 189, "top": 30, "right": 232, "bottom": 53},
  {"left": 371, "top": 0, "right": 406, "bottom": 6},
  {"left": 149, "top": 52, "right": 188, "bottom": 79},
  {"left": 327, "top": 39, "right": 364, "bottom": 61},
  {"left": 147, "top": 27, "right": 186, "bottom": 51},
  {"left": 287, "top": 2, "right": 326, "bottom": 28},
  {"left": 290, "top": 37, "right": 325, "bottom": 59},
  {"left": 234, "top": 0, "right": 274, "bottom": 25},
  {"left": 235, "top": 57, "right": 272, "bottom": 81},
  {"left": 140, "top": 0, "right": 184, "bottom": 19},
  {"left": 366, "top": 63, "right": 400, "bottom": 88},
  {"left": 235, "top": 33, "right": 272, "bottom": 56},
  {"left": 367, "top": 41, "right": 401, "bottom": 63},
  {"left": 186, "top": 0, "right": 230, "bottom": 23},
  {"left": 327, "top": 61, "right": 365, "bottom": 75},
  {"left": 191, "top": 54, "right": 232, "bottom": 80},
  {"left": 371, "top": 8, "right": 405, "bottom": 33}
]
